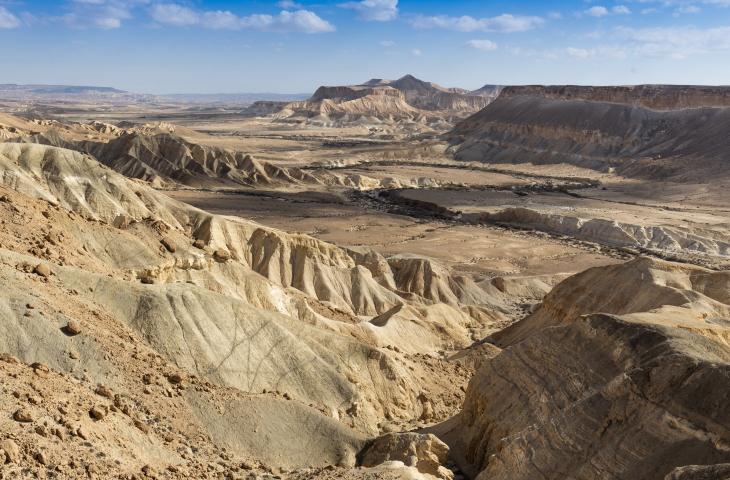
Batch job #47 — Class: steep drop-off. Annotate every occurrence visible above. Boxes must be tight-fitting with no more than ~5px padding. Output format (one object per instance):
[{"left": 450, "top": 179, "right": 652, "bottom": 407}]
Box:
[
  {"left": 449, "top": 85, "right": 730, "bottom": 180},
  {"left": 441, "top": 258, "right": 730, "bottom": 480}
]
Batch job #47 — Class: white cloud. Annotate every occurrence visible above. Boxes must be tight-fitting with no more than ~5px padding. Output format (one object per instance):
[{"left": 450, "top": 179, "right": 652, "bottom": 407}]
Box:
[
  {"left": 0, "top": 6, "right": 20, "bottom": 28},
  {"left": 411, "top": 13, "right": 544, "bottom": 33},
  {"left": 548, "top": 11, "right": 563, "bottom": 19},
  {"left": 201, "top": 10, "right": 241, "bottom": 29},
  {"left": 411, "top": 48, "right": 422, "bottom": 56},
  {"left": 94, "top": 16, "right": 122, "bottom": 28},
  {"left": 617, "top": 25, "right": 730, "bottom": 59},
  {"left": 380, "top": 40, "right": 396, "bottom": 47},
  {"left": 612, "top": 5, "right": 631, "bottom": 14},
  {"left": 566, "top": 47, "right": 591, "bottom": 58},
  {"left": 467, "top": 39, "right": 498, "bottom": 51},
  {"left": 585, "top": 6, "right": 609, "bottom": 17},
  {"left": 148, "top": 3, "right": 335, "bottom": 33},
  {"left": 636, "top": 0, "right": 730, "bottom": 6},
  {"left": 274, "top": 10, "right": 335, "bottom": 33},
  {"left": 339, "top": 0, "right": 398, "bottom": 22},
  {"left": 277, "top": 0, "right": 303, "bottom": 8},
  {"left": 564, "top": 45, "right": 627, "bottom": 59},
  {"left": 58, "top": 0, "right": 147, "bottom": 29},
  {"left": 676, "top": 5, "right": 701, "bottom": 14},
  {"left": 149, "top": 3, "right": 197, "bottom": 26}
]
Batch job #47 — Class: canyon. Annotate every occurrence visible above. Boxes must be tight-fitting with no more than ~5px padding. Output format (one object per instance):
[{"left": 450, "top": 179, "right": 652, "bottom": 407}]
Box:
[{"left": 0, "top": 80, "right": 729, "bottom": 479}]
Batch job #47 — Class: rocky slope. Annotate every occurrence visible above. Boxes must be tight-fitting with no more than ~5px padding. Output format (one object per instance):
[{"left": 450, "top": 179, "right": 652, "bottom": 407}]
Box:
[
  {"left": 499, "top": 85, "right": 730, "bottom": 110},
  {"left": 448, "top": 85, "right": 730, "bottom": 180},
  {"left": 10, "top": 124, "right": 475, "bottom": 191},
  {"left": 0, "top": 141, "right": 520, "bottom": 477},
  {"left": 270, "top": 75, "right": 498, "bottom": 126},
  {"left": 470, "top": 207, "right": 730, "bottom": 260},
  {"left": 439, "top": 257, "right": 730, "bottom": 480},
  {"left": 374, "top": 75, "right": 499, "bottom": 113}
]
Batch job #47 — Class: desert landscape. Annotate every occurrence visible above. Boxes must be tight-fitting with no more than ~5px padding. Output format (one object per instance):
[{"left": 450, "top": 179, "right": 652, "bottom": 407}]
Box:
[
  {"left": 1, "top": 74, "right": 728, "bottom": 480},
  {"left": 1, "top": 1, "right": 730, "bottom": 479}
]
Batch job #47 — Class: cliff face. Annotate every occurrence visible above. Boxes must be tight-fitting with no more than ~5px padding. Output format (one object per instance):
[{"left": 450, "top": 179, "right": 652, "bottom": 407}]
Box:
[
  {"left": 274, "top": 75, "right": 499, "bottom": 124},
  {"left": 386, "top": 75, "right": 495, "bottom": 112},
  {"left": 499, "top": 85, "right": 730, "bottom": 110},
  {"left": 448, "top": 85, "right": 730, "bottom": 180},
  {"left": 310, "top": 85, "right": 406, "bottom": 102},
  {"left": 450, "top": 258, "right": 730, "bottom": 480}
]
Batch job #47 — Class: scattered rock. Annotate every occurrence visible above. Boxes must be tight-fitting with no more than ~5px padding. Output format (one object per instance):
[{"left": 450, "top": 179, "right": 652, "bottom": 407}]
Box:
[
  {"left": 359, "top": 432, "right": 451, "bottom": 479},
  {"left": 95, "top": 384, "right": 113, "bottom": 399},
  {"left": 1, "top": 439, "right": 20, "bottom": 463},
  {"left": 213, "top": 249, "right": 230, "bottom": 262},
  {"left": 0, "top": 353, "right": 19, "bottom": 364},
  {"left": 166, "top": 372, "right": 184, "bottom": 385},
  {"left": 112, "top": 214, "right": 134, "bottom": 229},
  {"left": 33, "top": 263, "right": 51, "bottom": 278},
  {"left": 13, "top": 408, "right": 34, "bottom": 423},
  {"left": 89, "top": 405, "right": 107, "bottom": 421},
  {"left": 160, "top": 237, "right": 176, "bottom": 253},
  {"left": 193, "top": 239, "right": 206, "bottom": 249},
  {"left": 30, "top": 362, "right": 50, "bottom": 377},
  {"left": 134, "top": 419, "right": 150, "bottom": 433},
  {"left": 63, "top": 320, "right": 82, "bottom": 336}
]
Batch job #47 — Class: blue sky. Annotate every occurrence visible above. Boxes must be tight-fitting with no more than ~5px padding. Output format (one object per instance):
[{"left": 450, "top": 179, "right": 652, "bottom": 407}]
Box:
[{"left": 1, "top": 0, "right": 729, "bottom": 93}]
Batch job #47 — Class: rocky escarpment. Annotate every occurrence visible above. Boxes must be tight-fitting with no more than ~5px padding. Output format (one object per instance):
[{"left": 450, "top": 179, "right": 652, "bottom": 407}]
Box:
[
  {"left": 441, "top": 258, "right": 730, "bottom": 480},
  {"left": 499, "top": 85, "right": 730, "bottom": 110},
  {"left": 80, "top": 132, "right": 319, "bottom": 188},
  {"left": 386, "top": 75, "right": 496, "bottom": 113},
  {"left": 492, "top": 256, "right": 730, "bottom": 347},
  {"left": 310, "top": 85, "right": 405, "bottom": 103},
  {"left": 448, "top": 85, "right": 730, "bottom": 180},
  {"left": 470, "top": 207, "right": 730, "bottom": 259},
  {"left": 0, "top": 142, "right": 509, "bottom": 444},
  {"left": 271, "top": 75, "right": 498, "bottom": 125}
]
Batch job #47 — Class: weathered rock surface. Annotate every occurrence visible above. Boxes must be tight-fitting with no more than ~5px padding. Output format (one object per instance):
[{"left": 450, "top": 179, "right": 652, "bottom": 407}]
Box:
[
  {"left": 449, "top": 85, "right": 730, "bottom": 180},
  {"left": 359, "top": 432, "right": 452, "bottom": 479},
  {"left": 0, "top": 141, "right": 492, "bottom": 476},
  {"left": 444, "top": 258, "right": 730, "bottom": 480}
]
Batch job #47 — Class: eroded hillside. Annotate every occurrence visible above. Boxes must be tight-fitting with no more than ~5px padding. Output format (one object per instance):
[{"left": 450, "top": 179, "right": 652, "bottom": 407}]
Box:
[
  {"left": 1, "top": 83, "right": 729, "bottom": 480},
  {"left": 449, "top": 85, "right": 730, "bottom": 181}
]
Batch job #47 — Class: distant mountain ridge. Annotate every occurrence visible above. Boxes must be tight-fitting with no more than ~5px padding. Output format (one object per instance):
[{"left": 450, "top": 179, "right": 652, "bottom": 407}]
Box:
[
  {"left": 0, "top": 84, "right": 311, "bottom": 105},
  {"left": 448, "top": 83, "right": 730, "bottom": 181},
  {"left": 310, "top": 75, "right": 501, "bottom": 112},
  {"left": 254, "top": 74, "right": 502, "bottom": 126},
  {"left": 0, "top": 84, "right": 127, "bottom": 95}
]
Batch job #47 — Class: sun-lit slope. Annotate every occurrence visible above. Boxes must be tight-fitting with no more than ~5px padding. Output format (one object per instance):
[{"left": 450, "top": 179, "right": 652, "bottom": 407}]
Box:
[
  {"left": 0, "top": 142, "right": 509, "bottom": 442},
  {"left": 270, "top": 75, "right": 498, "bottom": 127},
  {"left": 449, "top": 85, "right": 730, "bottom": 180},
  {"left": 492, "top": 256, "right": 730, "bottom": 346},
  {"left": 441, "top": 257, "right": 730, "bottom": 480}
]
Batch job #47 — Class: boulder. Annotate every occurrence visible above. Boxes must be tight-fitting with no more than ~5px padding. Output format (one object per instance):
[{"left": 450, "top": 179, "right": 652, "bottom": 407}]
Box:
[{"left": 359, "top": 432, "right": 452, "bottom": 478}]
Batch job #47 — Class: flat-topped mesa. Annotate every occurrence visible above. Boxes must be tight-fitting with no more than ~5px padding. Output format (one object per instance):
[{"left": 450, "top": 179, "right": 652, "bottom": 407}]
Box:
[
  {"left": 309, "top": 85, "right": 406, "bottom": 102},
  {"left": 500, "top": 84, "right": 730, "bottom": 110},
  {"left": 273, "top": 75, "right": 500, "bottom": 125},
  {"left": 448, "top": 84, "right": 730, "bottom": 180}
]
